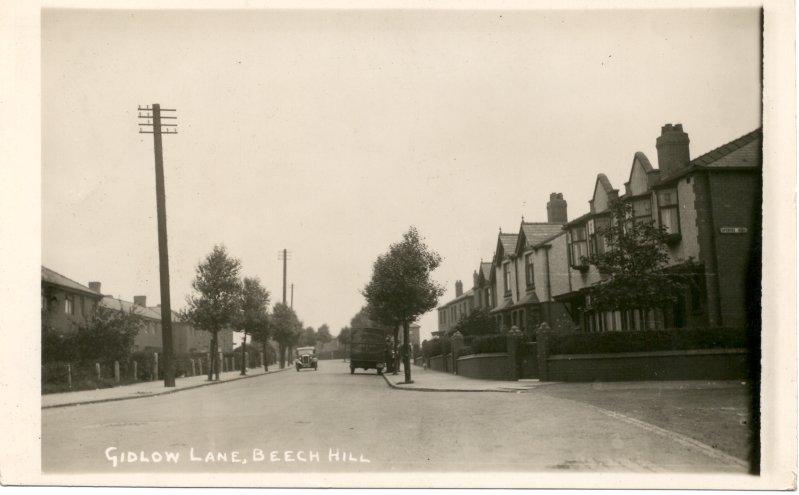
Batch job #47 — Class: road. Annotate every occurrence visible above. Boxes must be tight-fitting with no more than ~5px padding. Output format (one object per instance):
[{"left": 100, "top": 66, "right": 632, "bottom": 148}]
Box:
[{"left": 42, "top": 360, "right": 746, "bottom": 473}]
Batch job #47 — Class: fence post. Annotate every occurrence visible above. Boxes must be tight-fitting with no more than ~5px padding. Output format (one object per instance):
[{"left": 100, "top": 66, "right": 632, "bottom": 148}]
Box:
[
  {"left": 153, "top": 352, "right": 159, "bottom": 381},
  {"left": 95, "top": 362, "right": 101, "bottom": 380},
  {"left": 507, "top": 326, "right": 523, "bottom": 380},
  {"left": 218, "top": 352, "right": 224, "bottom": 374},
  {"left": 536, "top": 322, "right": 550, "bottom": 381},
  {"left": 67, "top": 364, "right": 72, "bottom": 390},
  {"left": 244, "top": 352, "right": 249, "bottom": 371},
  {"left": 451, "top": 331, "right": 464, "bottom": 375},
  {"left": 259, "top": 351, "right": 264, "bottom": 368},
  {"left": 114, "top": 361, "right": 120, "bottom": 384},
  {"left": 191, "top": 359, "right": 196, "bottom": 376}
]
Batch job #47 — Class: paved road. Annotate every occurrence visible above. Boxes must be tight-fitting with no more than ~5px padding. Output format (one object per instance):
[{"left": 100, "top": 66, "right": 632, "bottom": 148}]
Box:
[{"left": 42, "top": 360, "right": 746, "bottom": 473}]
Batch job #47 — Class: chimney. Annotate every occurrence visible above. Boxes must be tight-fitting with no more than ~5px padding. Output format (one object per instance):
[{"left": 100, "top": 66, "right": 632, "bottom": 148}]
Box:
[
  {"left": 88, "top": 281, "right": 101, "bottom": 294},
  {"left": 656, "top": 123, "right": 690, "bottom": 177},
  {"left": 133, "top": 295, "right": 147, "bottom": 307},
  {"left": 546, "top": 193, "right": 568, "bottom": 224},
  {"left": 455, "top": 280, "right": 463, "bottom": 297}
]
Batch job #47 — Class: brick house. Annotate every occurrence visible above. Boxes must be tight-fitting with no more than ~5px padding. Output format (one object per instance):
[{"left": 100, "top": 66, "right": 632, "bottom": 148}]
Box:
[
  {"left": 41, "top": 266, "right": 103, "bottom": 334},
  {"left": 435, "top": 280, "right": 475, "bottom": 336},
  {"left": 554, "top": 124, "right": 762, "bottom": 332}
]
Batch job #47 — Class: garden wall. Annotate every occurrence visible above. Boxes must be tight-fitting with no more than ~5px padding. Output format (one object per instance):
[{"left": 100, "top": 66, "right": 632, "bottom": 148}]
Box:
[
  {"left": 456, "top": 353, "right": 515, "bottom": 381},
  {"left": 546, "top": 348, "right": 750, "bottom": 382}
]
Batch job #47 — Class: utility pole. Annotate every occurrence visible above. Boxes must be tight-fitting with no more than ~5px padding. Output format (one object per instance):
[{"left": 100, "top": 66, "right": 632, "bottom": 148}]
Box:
[
  {"left": 278, "top": 249, "right": 291, "bottom": 305},
  {"left": 290, "top": 283, "right": 294, "bottom": 309},
  {"left": 138, "top": 103, "right": 178, "bottom": 388}
]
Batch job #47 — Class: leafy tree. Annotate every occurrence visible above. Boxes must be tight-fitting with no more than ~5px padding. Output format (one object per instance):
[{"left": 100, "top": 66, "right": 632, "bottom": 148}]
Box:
[
  {"left": 181, "top": 245, "right": 242, "bottom": 381},
  {"left": 299, "top": 326, "right": 317, "bottom": 347},
  {"left": 42, "top": 305, "right": 144, "bottom": 364},
  {"left": 336, "top": 326, "right": 351, "bottom": 356},
  {"left": 236, "top": 276, "right": 270, "bottom": 376},
  {"left": 585, "top": 199, "right": 693, "bottom": 319},
  {"left": 316, "top": 324, "right": 332, "bottom": 345},
  {"left": 362, "top": 226, "right": 445, "bottom": 383},
  {"left": 449, "top": 307, "right": 499, "bottom": 337},
  {"left": 271, "top": 303, "right": 300, "bottom": 368}
]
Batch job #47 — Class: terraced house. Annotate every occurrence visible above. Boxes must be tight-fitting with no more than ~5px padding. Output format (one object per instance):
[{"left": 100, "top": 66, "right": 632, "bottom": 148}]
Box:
[{"left": 554, "top": 124, "right": 762, "bottom": 332}]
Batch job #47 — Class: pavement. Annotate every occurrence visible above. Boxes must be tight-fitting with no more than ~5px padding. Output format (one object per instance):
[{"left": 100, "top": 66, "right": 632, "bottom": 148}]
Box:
[
  {"left": 42, "top": 360, "right": 751, "bottom": 474},
  {"left": 382, "top": 364, "right": 547, "bottom": 392},
  {"left": 42, "top": 366, "right": 288, "bottom": 408}
]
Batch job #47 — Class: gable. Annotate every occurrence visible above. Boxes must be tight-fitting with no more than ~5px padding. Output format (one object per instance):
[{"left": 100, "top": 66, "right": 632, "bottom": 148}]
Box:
[
  {"left": 592, "top": 174, "right": 615, "bottom": 213},
  {"left": 628, "top": 153, "right": 653, "bottom": 196}
]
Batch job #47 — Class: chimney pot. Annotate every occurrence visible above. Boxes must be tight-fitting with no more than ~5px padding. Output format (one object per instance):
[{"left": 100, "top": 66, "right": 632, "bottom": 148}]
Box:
[
  {"left": 133, "top": 295, "right": 147, "bottom": 307},
  {"left": 88, "top": 281, "right": 102, "bottom": 294},
  {"left": 455, "top": 280, "right": 464, "bottom": 297}
]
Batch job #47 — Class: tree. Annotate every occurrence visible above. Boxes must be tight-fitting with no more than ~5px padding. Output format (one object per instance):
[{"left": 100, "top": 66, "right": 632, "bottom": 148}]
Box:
[
  {"left": 362, "top": 226, "right": 445, "bottom": 383},
  {"left": 336, "top": 326, "right": 351, "bottom": 358},
  {"left": 585, "top": 199, "right": 693, "bottom": 322},
  {"left": 271, "top": 303, "right": 299, "bottom": 368},
  {"left": 181, "top": 245, "right": 242, "bottom": 381},
  {"left": 299, "top": 326, "right": 317, "bottom": 347},
  {"left": 449, "top": 307, "right": 499, "bottom": 337},
  {"left": 42, "top": 305, "right": 144, "bottom": 365},
  {"left": 236, "top": 276, "right": 270, "bottom": 376},
  {"left": 316, "top": 324, "right": 332, "bottom": 345}
]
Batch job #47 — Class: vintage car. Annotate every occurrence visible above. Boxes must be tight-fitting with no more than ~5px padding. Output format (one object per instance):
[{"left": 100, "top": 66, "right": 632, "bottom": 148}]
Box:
[{"left": 295, "top": 346, "right": 318, "bottom": 371}]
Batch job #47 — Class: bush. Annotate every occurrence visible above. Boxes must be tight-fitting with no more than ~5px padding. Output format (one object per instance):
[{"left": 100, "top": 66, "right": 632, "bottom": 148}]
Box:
[
  {"left": 422, "top": 337, "right": 451, "bottom": 358},
  {"left": 456, "top": 346, "right": 474, "bottom": 358},
  {"left": 470, "top": 334, "right": 508, "bottom": 354},
  {"left": 548, "top": 327, "right": 749, "bottom": 356},
  {"left": 449, "top": 308, "right": 499, "bottom": 337}
]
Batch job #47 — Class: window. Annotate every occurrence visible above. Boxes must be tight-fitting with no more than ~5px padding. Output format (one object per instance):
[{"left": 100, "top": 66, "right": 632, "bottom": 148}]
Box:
[
  {"left": 502, "top": 262, "right": 511, "bottom": 295},
  {"left": 632, "top": 196, "right": 653, "bottom": 226},
  {"left": 568, "top": 226, "right": 588, "bottom": 268},
  {"left": 658, "top": 189, "right": 680, "bottom": 235},
  {"left": 486, "top": 287, "right": 493, "bottom": 308},
  {"left": 64, "top": 295, "right": 74, "bottom": 315},
  {"left": 524, "top": 253, "right": 535, "bottom": 288}
]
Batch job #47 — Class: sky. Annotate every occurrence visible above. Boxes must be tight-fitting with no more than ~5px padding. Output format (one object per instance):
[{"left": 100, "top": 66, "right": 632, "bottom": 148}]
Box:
[{"left": 42, "top": 8, "right": 761, "bottom": 342}]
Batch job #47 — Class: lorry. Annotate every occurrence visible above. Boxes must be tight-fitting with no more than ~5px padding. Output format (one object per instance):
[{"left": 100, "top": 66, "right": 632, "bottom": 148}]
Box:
[
  {"left": 295, "top": 346, "right": 318, "bottom": 371},
  {"left": 349, "top": 327, "right": 388, "bottom": 375}
]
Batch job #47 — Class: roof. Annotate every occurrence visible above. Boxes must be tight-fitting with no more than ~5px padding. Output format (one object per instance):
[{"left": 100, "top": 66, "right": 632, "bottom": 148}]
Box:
[
  {"left": 438, "top": 289, "right": 474, "bottom": 309},
  {"left": 99, "top": 296, "right": 178, "bottom": 321},
  {"left": 657, "top": 128, "right": 762, "bottom": 185},
  {"left": 511, "top": 291, "right": 540, "bottom": 308},
  {"left": 498, "top": 233, "right": 518, "bottom": 254},
  {"left": 532, "top": 230, "right": 567, "bottom": 248},
  {"left": 689, "top": 128, "right": 762, "bottom": 168},
  {"left": 480, "top": 262, "right": 492, "bottom": 280},
  {"left": 519, "top": 223, "right": 565, "bottom": 251},
  {"left": 41, "top": 266, "right": 102, "bottom": 298}
]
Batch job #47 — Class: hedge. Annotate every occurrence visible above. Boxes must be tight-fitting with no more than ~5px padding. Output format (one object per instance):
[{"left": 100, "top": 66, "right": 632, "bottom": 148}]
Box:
[
  {"left": 470, "top": 334, "right": 509, "bottom": 354},
  {"left": 548, "top": 327, "right": 750, "bottom": 356}
]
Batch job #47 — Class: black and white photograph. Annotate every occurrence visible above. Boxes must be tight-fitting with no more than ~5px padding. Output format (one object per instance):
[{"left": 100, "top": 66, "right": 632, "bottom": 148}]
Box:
[{"left": 0, "top": 0, "right": 795, "bottom": 489}]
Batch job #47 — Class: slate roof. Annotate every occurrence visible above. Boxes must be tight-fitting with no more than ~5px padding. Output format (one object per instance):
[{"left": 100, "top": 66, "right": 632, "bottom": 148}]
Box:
[
  {"left": 520, "top": 223, "right": 566, "bottom": 249},
  {"left": 480, "top": 262, "right": 493, "bottom": 280},
  {"left": 41, "top": 266, "right": 101, "bottom": 297},
  {"left": 100, "top": 296, "right": 162, "bottom": 320},
  {"left": 498, "top": 233, "right": 518, "bottom": 254},
  {"left": 688, "top": 128, "right": 762, "bottom": 168}
]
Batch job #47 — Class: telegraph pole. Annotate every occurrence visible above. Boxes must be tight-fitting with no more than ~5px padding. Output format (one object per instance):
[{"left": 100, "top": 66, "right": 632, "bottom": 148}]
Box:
[
  {"left": 290, "top": 283, "right": 294, "bottom": 309},
  {"left": 138, "top": 103, "right": 178, "bottom": 388},
  {"left": 278, "top": 249, "right": 291, "bottom": 305}
]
